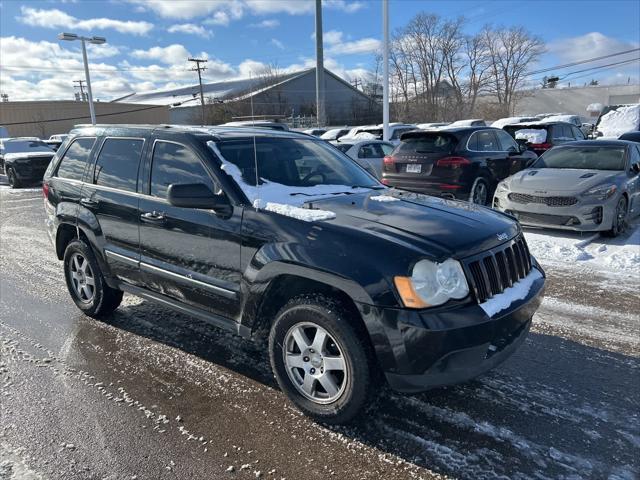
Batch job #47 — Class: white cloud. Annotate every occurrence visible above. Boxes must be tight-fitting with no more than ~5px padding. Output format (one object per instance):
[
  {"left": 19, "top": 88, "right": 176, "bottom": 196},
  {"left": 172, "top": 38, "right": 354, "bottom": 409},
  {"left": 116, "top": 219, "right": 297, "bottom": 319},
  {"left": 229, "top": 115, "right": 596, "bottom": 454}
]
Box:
[
  {"left": 549, "top": 32, "right": 639, "bottom": 63},
  {"left": 271, "top": 38, "right": 285, "bottom": 50},
  {"left": 250, "top": 19, "right": 280, "bottom": 28},
  {"left": 238, "top": 59, "right": 269, "bottom": 77},
  {"left": 323, "top": 30, "right": 344, "bottom": 45},
  {"left": 167, "top": 23, "right": 212, "bottom": 39},
  {"left": 244, "top": 0, "right": 364, "bottom": 15},
  {"left": 131, "top": 44, "right": 194, "bottom": 66},
  {"left": 327, "top": 37, "right": 381, "bottom": 55},
  {"left": 18, "top": 7, "right": 153, "bottom": 35}
]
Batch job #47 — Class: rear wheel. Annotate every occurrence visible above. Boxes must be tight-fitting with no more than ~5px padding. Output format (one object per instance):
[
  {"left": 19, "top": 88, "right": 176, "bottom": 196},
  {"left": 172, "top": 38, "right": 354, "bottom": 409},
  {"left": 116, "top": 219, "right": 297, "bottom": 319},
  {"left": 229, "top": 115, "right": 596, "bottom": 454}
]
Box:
[
  {"left": 269, "top": 295, "right": 372, "bottom": 424},
  {"left": 63, "top": 239, "right": 123, "bottom": 317},
  {"left": 469, "top": 177, "right": 489, "bottom": 205},
  {"left": 6, "top": 167, "right": 21, "bottom": 188},
  {"left": 604, "top": 196, "right": 627, "bottom": 237}
]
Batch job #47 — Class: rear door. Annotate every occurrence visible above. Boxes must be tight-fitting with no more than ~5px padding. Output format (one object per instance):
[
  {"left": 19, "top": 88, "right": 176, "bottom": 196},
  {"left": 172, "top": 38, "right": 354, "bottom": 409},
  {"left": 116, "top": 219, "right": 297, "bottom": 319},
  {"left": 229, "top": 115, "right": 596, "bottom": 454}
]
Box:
[
  {"left": 138, "top": 137, "right": 243, "bottom": 319},
  {"left": 467, "top": 130, "right": 506, "bottom": 181},
  {"left": 80, "top": 136, "right": 146, "bottom": 285}
]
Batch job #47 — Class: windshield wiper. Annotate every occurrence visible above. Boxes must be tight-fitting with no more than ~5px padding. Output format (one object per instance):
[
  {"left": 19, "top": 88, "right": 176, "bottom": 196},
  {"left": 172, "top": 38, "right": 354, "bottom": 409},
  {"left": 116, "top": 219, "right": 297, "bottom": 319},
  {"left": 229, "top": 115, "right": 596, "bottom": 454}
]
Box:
[{"left": 352, "top": 185, "right": 385, "bottom": 190}]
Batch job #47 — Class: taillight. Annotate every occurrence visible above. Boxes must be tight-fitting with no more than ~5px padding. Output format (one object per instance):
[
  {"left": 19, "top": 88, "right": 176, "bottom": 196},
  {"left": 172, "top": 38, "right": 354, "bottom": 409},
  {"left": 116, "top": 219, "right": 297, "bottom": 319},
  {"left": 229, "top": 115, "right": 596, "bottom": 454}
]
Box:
[
  {"left": 381, "top": 178, "right": 390, "bottom": 185},
  {"left": 42, "top": 182, "right": 50, "bottom": 199},
  {"left": 383, "top": 156, "right": 395, "bottom": 166},
  {"left": 435, "top": 156, "right": 471, "bottom": 168},
  {"left": 530, "top": 143, "right": 552, "bottom": 150}
]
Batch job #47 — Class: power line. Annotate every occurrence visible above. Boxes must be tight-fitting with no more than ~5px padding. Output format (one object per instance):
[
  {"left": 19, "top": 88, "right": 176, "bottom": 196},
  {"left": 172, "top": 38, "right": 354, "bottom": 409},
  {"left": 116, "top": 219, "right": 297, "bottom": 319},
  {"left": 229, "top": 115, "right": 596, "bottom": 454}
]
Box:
[
  {"left": 73, "top": 80, "right": 87, "bottom": 101},
  {"left": 526, "top": 48, "right": 640, "bottom": 76},
  {"left": 529, "top": 58, "right": 640, "bottom": 84},
  {"left": 189, "top": 57, "right": 207, "bottom": 125}
]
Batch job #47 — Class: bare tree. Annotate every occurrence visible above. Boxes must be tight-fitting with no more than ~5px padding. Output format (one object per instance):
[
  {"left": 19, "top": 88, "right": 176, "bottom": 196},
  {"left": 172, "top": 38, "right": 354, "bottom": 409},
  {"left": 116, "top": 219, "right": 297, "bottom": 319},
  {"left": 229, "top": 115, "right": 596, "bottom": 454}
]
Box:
[{"left": 483, "top": 26, "right": 545, "bottom": 115}]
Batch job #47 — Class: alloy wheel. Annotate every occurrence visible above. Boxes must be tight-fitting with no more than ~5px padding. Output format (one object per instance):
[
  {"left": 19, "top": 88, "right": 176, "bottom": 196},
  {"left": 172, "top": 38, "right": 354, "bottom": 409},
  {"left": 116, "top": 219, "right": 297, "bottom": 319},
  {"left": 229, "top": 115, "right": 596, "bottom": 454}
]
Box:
[
  {"left": 471, "top": 181, "right": 488, "bottom": 205},
  {"left": 614, "top": 198, "right": 627, "bottom": 234},
  {"left": 69, "top": 252, "right": 96, "bottom": 303},
  {"left": 283, "top": 322, "right": 348, "bottom": 404}
]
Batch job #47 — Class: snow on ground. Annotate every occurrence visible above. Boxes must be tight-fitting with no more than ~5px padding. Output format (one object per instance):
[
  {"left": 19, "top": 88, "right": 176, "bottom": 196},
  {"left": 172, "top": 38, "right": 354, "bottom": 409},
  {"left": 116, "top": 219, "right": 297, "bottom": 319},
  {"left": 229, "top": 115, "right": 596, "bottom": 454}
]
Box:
[
  {"left": 525, "top": 220, "right": 640, "bottom": 279},
  {"left": 515, "top": 128, "right": 547, "bottom": 144},
  {"left": 597, "top": 104, "right": 640, "bottom": 137}
]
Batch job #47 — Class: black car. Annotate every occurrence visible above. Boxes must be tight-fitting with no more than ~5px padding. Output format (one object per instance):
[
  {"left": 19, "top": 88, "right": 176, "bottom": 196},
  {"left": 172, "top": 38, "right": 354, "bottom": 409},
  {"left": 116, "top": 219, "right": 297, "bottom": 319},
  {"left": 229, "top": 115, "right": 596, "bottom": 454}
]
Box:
[
  {"left": 0, "top": 137, "right": 56, "bottom": 188},
  {"left": 44, "top": 124, "right": 545, "bottom": 423},
  {"left": 619, "top": 131, "right": 640, "bottom": 142},
  {"left": 503, "top": 121, "right": 586, "bottom": 157},
  {"left": 382, "top": 127, "right": 538, "bottom": 205}
]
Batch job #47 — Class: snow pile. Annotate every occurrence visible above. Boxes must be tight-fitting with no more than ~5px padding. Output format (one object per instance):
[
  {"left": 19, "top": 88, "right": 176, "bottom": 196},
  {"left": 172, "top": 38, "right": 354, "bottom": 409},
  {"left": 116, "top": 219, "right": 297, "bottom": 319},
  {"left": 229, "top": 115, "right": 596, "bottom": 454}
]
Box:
[
  {"left": 491, "top": 117, "right": 530, "bottom": 129},
  {"left": 207, "top": 140, "right": 372, "bottom": 221},
  {"left": 597, "top": 104, "right": 640, "bottom": 138},
  {"left": 525, "top": 223, "right": 640, "bottom": 278},
  {"left": 515, "top": 129, "right": 547, "bottom": 144},
  {"left": 479, "top": 269, "right": 543, "bottom": 317},
  {"left": 369, "top": 195, "right": 399, "bottom": 202},
  {"left": 586, "top": 103, "right": 604, "bottom": 113},
  {"left": 260, "top": 202, "right": 336, "bottom": 222}
]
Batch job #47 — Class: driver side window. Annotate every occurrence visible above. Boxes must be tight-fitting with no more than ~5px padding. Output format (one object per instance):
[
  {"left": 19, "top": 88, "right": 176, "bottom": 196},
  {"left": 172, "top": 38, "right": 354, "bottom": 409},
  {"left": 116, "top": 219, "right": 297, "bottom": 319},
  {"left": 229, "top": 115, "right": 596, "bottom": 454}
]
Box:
[{"left": 150, "top": 141, "right": 217, "bottom": 199}]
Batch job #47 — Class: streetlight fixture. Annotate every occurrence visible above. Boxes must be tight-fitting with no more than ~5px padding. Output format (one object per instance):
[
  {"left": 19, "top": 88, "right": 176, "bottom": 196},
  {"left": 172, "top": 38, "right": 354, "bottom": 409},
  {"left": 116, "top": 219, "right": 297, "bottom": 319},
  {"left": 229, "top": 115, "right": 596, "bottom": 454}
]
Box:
[{"left": 58, "top": 32, "right": 107, "bottom": 125}]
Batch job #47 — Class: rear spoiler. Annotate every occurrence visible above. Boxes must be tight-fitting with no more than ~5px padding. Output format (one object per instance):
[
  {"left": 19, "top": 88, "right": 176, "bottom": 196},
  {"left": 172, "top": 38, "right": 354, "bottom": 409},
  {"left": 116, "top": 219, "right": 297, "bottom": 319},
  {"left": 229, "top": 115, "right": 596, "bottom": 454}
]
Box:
[{"left": 399, "top": 130, "right": 455, "bottom": 141}]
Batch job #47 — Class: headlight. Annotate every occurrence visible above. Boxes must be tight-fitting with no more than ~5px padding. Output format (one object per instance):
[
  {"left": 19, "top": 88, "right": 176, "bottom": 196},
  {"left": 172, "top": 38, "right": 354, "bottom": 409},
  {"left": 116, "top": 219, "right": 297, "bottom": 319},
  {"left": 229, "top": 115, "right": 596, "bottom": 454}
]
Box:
[
  {"left": 495, "top": 182, "right": 510, "bottom": 194},
  {"left": 582, "top": 184, "right": 616, "bottom": 200},
  {"left": 394, "top": 258, "right": 469, "bottom": 309}
]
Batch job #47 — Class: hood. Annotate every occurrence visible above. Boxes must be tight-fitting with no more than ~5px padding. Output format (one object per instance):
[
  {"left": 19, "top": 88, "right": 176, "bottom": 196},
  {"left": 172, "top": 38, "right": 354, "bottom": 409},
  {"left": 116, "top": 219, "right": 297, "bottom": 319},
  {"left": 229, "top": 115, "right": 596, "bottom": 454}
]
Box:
[
  {"left": 505, "top": 168, "right": 622, "bottom": 194},
  {"left": 3, "top": 152, "right": 55, "bottom": 162},
  {"left": 309, "top": 190, "right": 519, "bottom": 259}
]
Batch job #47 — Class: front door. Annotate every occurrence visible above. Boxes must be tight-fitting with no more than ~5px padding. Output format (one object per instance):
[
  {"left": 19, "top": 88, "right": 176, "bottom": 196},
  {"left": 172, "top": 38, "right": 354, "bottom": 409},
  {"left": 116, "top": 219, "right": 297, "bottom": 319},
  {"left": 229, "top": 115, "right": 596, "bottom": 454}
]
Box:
[{"left": 138, "top": 138, "right": 242, "bottom": 319}]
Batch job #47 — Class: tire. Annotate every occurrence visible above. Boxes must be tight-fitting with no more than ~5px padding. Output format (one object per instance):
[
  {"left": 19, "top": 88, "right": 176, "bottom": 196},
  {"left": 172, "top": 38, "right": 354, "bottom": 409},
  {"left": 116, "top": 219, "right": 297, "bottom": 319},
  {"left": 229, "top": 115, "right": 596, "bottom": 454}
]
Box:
[
  {"left": 6, "top": 167, "right": 21, "bottom": 189},
  {"left": 269, "top": 294, "right": 372, "bottom": 424},
  {"left": 63, "top": 239, "right": 123, "bottom": 317},
  {"left": 469, "top": 177, "right": 489, "bottom": 205},
  {"left": 603, "top": 196, "right": 627, "bottom": 238}
]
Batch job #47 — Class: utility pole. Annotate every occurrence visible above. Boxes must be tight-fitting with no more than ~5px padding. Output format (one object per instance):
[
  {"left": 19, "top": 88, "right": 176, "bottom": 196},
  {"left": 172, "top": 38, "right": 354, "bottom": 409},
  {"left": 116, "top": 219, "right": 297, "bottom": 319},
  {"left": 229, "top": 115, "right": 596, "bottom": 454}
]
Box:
[
  {"left": 74, "top": 80, "right": 87, "bottom": 101},
  {"left": 314, "top": 0, "right": 325, "bottom": 127},
  {"left": 382, "top": 0, "right": 390, "bottom": 141},
  {"left": 189, "top": 58, "right": 208, "bottom": 125}
]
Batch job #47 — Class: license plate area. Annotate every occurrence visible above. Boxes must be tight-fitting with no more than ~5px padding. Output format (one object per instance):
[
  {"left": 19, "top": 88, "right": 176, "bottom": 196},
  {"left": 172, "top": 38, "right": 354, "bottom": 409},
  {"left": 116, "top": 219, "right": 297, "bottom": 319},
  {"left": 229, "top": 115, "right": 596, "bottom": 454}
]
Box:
[{"left": 406, "top": 164, "right": 422, "bottom": 173}]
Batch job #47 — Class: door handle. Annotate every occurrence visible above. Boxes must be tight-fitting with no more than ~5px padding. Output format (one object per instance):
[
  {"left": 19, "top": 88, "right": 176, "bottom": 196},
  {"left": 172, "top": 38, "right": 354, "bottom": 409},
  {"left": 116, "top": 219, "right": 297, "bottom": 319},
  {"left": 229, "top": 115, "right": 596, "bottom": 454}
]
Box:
[
  {"left": 140, "top": 211, "right": 166, "bottom": 223},
  {"left": 80, "top": 198, "right": 98, "bottom": 208}
]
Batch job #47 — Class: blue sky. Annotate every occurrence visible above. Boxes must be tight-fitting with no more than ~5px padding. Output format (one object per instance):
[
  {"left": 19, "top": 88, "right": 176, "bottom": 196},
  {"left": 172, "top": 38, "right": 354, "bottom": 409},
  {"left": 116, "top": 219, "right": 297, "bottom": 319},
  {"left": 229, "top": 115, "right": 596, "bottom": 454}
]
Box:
[{"left": 1, "top": 0, "right": 638, "bottom": 101}]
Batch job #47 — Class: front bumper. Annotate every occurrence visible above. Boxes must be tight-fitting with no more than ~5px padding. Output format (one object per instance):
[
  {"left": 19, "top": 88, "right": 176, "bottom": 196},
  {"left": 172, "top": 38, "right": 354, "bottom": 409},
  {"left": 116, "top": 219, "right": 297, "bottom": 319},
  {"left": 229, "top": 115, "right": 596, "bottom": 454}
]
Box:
[
  {"left": 358, "top": 267, "right": 545, "bottom": 393},
  {"left": 493, "top": 191, "right": 616, "bottom": 232}
]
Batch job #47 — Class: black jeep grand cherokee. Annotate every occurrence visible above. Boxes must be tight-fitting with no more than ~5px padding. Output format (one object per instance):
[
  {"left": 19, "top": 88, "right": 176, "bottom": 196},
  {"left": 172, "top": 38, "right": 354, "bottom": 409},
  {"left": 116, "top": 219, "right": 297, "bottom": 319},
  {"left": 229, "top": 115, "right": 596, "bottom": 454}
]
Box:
[{"left": 44, "top": 125, "right": 545, "bottom": 424}]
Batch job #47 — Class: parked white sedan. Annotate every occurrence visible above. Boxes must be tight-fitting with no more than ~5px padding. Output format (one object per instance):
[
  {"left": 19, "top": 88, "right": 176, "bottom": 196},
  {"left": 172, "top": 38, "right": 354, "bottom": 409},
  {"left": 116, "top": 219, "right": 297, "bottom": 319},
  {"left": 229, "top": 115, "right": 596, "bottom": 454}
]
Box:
[{"left": 332, "top": 139, "right": 395, "bottom": 178}]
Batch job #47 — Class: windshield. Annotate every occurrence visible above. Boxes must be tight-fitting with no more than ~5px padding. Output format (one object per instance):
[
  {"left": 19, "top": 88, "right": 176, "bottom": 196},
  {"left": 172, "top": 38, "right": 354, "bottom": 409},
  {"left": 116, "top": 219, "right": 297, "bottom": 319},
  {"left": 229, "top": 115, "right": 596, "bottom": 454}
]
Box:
[
  {"left": 395, "top": 134, "right": 456, "bottom": 154},
  {"left": 533, "top": 146, "right": 626, "bottom": 171},
  {"left": 209, "top": 137, "right": 381, "bottom": 206},
  {"left": 3, "top": 140, "right": 53, "bottom": 154}
]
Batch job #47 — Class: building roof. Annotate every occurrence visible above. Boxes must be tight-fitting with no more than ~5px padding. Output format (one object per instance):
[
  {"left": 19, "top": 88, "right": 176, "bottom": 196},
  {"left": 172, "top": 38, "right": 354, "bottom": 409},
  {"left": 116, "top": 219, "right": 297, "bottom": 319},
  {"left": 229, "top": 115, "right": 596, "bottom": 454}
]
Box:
[{"left": 113, "top": 67, "right": 373, "bottom": 107}]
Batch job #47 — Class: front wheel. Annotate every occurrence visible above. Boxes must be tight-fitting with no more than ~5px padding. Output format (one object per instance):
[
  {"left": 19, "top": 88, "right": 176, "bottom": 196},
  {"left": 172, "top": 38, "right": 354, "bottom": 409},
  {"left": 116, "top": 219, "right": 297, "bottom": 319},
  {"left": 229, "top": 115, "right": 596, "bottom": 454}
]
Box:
[
  {"left": 269, "top": 295, "right": 372, "bottom": 424},
  {"left": 6, "top": 167, "right": 21, "bottom": 188},
  {"left": 604, "top": 196, "right": 627, "bottom": 237},
  {"left": 469, "top": 177, "right": 489, "bottom": 205},
  {"left": 63, "top": 239, "right": 123, "bottom": 317}
]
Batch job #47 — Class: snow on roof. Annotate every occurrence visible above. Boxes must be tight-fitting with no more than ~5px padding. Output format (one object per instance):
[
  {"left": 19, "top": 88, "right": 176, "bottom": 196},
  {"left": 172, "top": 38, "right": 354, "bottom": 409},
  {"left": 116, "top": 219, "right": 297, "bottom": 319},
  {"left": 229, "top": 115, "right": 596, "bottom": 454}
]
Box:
[
  {"left": 597, "top": 104, "right": 640, "bottom": 138},
  {"left": 449, "top": 119, "right": 484, "bottom": 126},
  {"left": 540, "top": 114, "right": 579, "bottom": 124},
  {"left": 491, "top": 117, "right": 537, "bottom": 129},
  {"left": 117, "top": 69, "right": 310, "bottom": 106}
]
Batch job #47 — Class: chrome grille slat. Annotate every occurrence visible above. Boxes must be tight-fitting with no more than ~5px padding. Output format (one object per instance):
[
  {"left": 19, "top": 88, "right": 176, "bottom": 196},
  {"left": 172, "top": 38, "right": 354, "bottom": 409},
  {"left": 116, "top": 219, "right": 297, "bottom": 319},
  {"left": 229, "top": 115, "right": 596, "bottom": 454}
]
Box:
[{"left": 463, "top": 236, "right": 534, "bottom": 304}]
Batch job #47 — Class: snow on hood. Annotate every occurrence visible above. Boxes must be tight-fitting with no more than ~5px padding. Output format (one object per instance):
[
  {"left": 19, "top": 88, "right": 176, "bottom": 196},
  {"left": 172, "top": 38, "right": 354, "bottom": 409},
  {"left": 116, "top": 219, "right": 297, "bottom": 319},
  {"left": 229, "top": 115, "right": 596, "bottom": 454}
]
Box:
[
  {"left": 597, "top": 104, "right": 640, "bottom": 138},
  {"left": 3, "top": 152, "right": 54, "bottom": 161},
  {"left": 480, "top": 269, "right": 543, "bottom": 317},
  {"left": 515, "top": 129, "right": 547, "bottom": 144},
  {"left": 506, "top": 168, "right": 620, "bottom": 194},
  {"left": 352, "top": 132, "right": 378, "bottom": 140},
  {"left": 369, "top": 195, "right": 399, "bottom": 202},
  {"left": 207, "top": 140, "right": 371, "bottom": 221}
]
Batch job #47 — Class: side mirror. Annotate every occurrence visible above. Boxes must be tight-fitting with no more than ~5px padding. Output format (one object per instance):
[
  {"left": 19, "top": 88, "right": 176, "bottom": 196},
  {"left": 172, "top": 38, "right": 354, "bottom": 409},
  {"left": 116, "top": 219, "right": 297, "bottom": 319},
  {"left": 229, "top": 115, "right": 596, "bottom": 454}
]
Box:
[
  {"left": 632, "top": 163, "right": 640, "bottom": 174},
  {"left": 507, "top": 147, "right": 519, "bottom": 156},
  {"left": 167, "top": 183, "right": 231, "bottom": 212}
]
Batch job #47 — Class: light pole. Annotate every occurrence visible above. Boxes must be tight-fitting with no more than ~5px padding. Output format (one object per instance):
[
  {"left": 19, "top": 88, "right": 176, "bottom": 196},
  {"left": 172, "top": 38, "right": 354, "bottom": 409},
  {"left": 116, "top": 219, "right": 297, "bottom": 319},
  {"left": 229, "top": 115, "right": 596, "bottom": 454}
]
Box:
[
  {"left": 58, "top": 32, "right": 106, "bottom": 125},
  {"left": 382, "top": 0, "right": 389, "bottom": 141}
]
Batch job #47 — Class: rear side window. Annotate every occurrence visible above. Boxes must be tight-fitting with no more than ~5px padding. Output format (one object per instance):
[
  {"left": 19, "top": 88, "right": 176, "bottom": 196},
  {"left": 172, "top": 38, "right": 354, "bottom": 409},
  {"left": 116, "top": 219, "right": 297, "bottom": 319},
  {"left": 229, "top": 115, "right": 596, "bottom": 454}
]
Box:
[
  {"left": 56, "top": 137, "right": 96, "bottom": 181},
  {"left": 93, "top": 138, "right": 144, "bottom": 192},
  {"left": 150, "top": 141, "right": 215, "bottom": 199},
  {"left": 396, "top": 134, "right": 456, "bottom": 154},
  {"left": 358, "top": 143, "right": 387, "bottom": 158},
  {"left": 470, "top": 130, "right": 499, "bottom": 151}
]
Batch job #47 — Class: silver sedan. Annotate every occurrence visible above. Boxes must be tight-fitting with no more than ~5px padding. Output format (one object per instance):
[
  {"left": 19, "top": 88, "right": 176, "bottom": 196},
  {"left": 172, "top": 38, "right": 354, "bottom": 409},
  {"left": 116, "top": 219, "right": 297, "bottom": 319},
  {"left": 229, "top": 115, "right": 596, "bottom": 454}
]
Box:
[
  {"left": 493, "top": 140, "right": 640, "bottom": 236},
  {"left": 331, "top": 139, "right": 395, "bottom": 179}
]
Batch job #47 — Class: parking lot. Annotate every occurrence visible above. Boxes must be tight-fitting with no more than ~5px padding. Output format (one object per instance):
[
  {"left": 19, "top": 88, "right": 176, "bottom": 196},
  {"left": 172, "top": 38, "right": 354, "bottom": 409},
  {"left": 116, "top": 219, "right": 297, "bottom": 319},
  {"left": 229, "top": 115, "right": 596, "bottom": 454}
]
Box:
[{"left": 1, "top": 177, "right": 638, "bottom": 480}]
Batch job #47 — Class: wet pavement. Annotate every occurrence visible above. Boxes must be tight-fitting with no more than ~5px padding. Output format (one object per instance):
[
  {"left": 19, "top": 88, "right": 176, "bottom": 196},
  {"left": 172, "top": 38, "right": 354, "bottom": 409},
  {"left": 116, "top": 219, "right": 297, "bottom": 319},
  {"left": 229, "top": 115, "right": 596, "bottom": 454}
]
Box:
[{"left": 1, "top": 181, "right": 638, "bottom": 480}]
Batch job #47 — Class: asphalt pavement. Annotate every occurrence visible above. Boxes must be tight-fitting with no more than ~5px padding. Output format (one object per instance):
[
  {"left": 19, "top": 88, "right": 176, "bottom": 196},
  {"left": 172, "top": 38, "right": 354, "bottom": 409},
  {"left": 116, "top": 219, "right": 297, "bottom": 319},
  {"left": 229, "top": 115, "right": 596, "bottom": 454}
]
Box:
[{"left": 1, "top": 180, "right": 638, "bottom": 480}]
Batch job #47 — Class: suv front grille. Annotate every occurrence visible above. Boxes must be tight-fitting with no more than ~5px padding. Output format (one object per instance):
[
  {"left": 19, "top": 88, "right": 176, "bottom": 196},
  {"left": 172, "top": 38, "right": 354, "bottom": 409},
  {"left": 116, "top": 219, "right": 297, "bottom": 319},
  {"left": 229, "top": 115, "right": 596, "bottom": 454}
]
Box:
[
  {"left": 508, "top": 193, "right": 578, "bottom": 207},
  {"left": 463, "top": 236, "right": 533, "bottom": 303}
]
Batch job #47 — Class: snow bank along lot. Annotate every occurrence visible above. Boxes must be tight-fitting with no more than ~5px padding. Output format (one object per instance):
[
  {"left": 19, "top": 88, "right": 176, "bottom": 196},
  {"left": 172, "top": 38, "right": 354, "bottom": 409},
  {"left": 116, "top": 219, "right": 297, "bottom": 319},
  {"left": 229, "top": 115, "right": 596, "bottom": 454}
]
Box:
[{"left": 1, "top": 178, "right": 639, "bottom": 479}]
